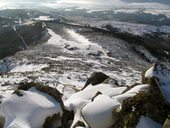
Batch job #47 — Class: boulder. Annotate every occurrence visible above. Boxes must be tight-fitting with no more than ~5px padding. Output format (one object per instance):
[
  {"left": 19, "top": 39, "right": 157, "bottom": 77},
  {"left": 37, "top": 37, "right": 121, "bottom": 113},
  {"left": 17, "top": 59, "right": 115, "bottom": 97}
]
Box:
[
  {"left": 0, "top": 82, "right": 69, "bottom": 128},
  {"left": 82, "top": 72, "right": 110, "bottom": 90}
]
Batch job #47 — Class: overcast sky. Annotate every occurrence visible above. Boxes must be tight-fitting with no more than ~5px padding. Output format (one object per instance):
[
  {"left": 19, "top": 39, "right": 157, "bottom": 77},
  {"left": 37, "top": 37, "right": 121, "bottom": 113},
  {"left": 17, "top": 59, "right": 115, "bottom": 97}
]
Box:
[{"left": 0, "top": 0, "right": 170, "bottom": 10}]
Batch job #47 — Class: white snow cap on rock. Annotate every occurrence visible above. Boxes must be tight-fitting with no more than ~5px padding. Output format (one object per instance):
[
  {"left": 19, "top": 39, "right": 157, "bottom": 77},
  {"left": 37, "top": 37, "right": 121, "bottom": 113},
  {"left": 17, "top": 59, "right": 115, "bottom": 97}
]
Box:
[
  {"left": 0, "top": 87, "right": 63, "bottom": 128},
  {"left": 64, "top": 82, "right": 150, "bottom": 128},
  {"left": 64, "top": 84, "right": 127, "bottom": 111},
  {"left": 82, "top": 95, "right": 120, "bottom": 128}
]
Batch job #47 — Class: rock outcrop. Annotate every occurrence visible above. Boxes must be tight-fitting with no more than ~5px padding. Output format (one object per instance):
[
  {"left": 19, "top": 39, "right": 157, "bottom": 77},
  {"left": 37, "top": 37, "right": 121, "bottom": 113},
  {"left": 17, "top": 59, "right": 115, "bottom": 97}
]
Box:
[{"left": 81, "top": 72, "right": 110, "bottom": 90}]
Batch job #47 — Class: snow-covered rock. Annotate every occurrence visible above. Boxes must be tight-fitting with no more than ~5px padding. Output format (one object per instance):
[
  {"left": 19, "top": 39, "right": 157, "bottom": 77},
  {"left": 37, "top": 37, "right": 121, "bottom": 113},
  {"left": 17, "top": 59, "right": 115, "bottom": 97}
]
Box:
[
  {"left": 64, "top": 81, "right": 151, "bottom": 128},
  {"left": 113, "top": 84, "right": 150, "bottom": 103},
  {"left": 145, "top": 63, "right": 170, "bottom": 83},
  {"left": 82, "top": 95, "right": 120, "bottom": 128},
  {"left": 0, "top": 87, "right": 63, "bottom": 128},
  {"left": 64, "top": 84, "right": 127, "bottom": 111},
  {"left": 145, "top": 63, "right": 170, "bottom": 103}
]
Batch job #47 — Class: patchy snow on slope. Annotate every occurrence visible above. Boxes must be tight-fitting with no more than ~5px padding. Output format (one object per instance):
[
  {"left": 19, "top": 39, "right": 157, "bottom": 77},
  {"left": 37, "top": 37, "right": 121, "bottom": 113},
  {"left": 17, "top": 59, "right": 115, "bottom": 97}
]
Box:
[
  {"left": 0, "top": 87, "right": 63, "bottom": 128},
  {"left": 46, "top": 29, "right": 66, "bottom": 47},
  {"left": 58, "top": 72, "right": 86, "bottom": 89},
  {"left": 10, "top": 64, "right": 48, "bottom": 73},
  {"left": 133, "top": 45, "right": 157, "bottom": 63},
  {"left": 66, "top": 29, "right": 91, "bottom": 46},
  {"left": 0, "top": 76, "right": 27, "bottom": 86},
  {"left": 0, "top": 58, "right": 46, "bottom": 74},
  {"left": 0, "top": 58, "right": 16, "bottom": 74},
  {"left": 47, "top": 28, "right": 107, "bottom": 56},
  {"left": 104, "top": 66, "right": 141, "bottom": 86},
  {"left": 136, "top": 116, "right": 162, "bottom": 128}
]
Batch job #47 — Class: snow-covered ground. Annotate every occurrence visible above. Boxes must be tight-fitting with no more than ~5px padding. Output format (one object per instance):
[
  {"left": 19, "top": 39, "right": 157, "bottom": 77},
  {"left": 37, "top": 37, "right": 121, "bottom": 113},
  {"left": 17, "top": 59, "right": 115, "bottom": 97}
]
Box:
[
  {"left": 0, "top": 27, "right": 145, "bottom": 87},
  {"left": 10, "top": 64, "right": 48, "bottom": 73},
  {"left": 47, "top": 28, "right": 107, "bottom": 56}
]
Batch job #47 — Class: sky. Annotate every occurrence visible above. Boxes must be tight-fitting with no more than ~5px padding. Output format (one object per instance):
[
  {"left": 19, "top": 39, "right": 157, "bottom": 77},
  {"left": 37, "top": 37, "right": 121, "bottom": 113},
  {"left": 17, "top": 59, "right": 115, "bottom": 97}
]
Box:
[{"left": 0, "top": 0, "right": 170, "bottom": 10}]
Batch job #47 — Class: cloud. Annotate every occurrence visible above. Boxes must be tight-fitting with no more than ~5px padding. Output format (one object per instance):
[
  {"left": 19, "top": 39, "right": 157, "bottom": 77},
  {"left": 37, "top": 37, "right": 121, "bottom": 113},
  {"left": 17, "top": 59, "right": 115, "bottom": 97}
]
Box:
[{"left": 0, "top": 0, "right": 169, "bottom": 10}]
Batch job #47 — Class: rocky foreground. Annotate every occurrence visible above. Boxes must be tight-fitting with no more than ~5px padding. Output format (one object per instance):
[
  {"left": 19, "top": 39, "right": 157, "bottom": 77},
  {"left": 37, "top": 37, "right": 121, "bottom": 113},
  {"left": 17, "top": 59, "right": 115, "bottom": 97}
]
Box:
[{"left": 0, "top": 63, "right": 170, "bottom": 128}]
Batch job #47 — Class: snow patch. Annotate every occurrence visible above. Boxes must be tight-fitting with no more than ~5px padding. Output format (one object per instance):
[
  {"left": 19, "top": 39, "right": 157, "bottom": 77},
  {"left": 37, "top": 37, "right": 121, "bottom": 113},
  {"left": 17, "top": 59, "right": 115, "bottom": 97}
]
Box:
[
  {"left": 10, "top": 64, "right": 48, "bottom": 73},
  {"left": 33, "top": 16, "right": 53, "bottom": 21}
]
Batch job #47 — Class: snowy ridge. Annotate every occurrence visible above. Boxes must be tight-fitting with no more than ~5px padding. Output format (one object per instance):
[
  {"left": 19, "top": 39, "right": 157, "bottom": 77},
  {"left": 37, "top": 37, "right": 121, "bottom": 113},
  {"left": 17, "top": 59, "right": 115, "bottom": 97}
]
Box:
[{"left": 83, "top": 20, "right": 170, "bottom": 36}]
